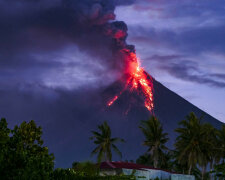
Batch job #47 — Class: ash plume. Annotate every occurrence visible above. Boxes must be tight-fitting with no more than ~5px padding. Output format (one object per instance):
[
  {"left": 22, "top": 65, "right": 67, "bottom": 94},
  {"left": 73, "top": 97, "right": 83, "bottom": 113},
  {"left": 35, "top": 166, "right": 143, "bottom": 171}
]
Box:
[
  {"left": 0, "top": 0, "right": 134, "bottom": 72},
  {"left": 63, "top": 0, "right": 154, "bottom": 111},
  {"left": 0, "top": 0, "right": 154, "bottom": 111},
  {"left": 62, "top": 0, "right": 137, "bottom": 71}
]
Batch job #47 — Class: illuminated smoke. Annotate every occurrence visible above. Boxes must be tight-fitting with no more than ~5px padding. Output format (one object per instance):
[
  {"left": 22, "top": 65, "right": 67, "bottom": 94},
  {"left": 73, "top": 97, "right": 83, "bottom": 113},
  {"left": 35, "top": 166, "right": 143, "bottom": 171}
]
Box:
[
  {"left": 64, "top": 0, "right": 154, "bottom": 112},
  {"left": 102, "top": 15, "right": 154, "bottom": 112},
  {"left": 104, "top": 21, "right": 154, "bottom": 111},
  {"left": 107, "top": 51, "right": 154, "bottom": 112}
]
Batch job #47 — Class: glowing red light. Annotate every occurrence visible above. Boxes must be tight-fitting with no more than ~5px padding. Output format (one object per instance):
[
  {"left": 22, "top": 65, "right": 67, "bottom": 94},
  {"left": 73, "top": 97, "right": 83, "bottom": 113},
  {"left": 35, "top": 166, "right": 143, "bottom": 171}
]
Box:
[
  {"left": 108, "top": 96, "right": 118, "bottom": 106},
  {"left": 114, "top": 30, "right": 126, "bottom": 39},
  {"left": 108, "top": 51, "right": 154, "bottom": 112}
]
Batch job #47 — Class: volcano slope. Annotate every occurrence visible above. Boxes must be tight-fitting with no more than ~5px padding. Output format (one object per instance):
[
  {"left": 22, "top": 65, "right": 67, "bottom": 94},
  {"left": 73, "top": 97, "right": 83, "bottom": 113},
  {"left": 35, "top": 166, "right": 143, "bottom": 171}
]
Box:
[
  {"left": 101, "top": 77, "right": 223, "bottom": 161},
  {"left": 1, "top": 78, "right": 223, "bottom": 168}
]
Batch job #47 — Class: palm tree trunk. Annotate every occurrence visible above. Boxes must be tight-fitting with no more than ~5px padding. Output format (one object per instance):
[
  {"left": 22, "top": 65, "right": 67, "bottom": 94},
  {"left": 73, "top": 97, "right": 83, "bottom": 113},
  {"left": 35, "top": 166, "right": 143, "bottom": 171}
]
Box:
[
  {"left": 188, "top": 164, "right": 192, "bottom": 175},
  {"left": 201, "top": 165, "right": 206, "bottom": 180},
  {"left": 210, "top": 160, "right": 213, "bottom": 180},
  {"left": 153, "top": 157, "right": 157, "bottom": 168},
  {"left": 153, "top": 154, "right": 158, "bottom": 168},
  {"left": 104, "top": 152, "right": 108, "bottom": 162}
]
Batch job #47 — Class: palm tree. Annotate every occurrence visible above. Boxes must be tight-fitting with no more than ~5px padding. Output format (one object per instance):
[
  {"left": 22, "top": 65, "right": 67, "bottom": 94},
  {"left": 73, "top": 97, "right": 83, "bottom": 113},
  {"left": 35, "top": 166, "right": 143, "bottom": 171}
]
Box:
[
  {"left": 175, "top": 112, "right": 201, "bottom": 174},
  {"left": 90, "top": 121, "right": 125, "bottom": 163},
  {"left": 199, "top": 123, "right": 217, "bottom": 180},
  {"left": 175, "top": 112, "right": 208, "bottom": 175},
  {"left": 139, "top": 116, "right": 169, "bottom": 168},
  {"left": 217, "top": 125, "right": 225, "bottom": 161},
  {"left": 201, "top": 123, "right": 219, "bottom": 180}
]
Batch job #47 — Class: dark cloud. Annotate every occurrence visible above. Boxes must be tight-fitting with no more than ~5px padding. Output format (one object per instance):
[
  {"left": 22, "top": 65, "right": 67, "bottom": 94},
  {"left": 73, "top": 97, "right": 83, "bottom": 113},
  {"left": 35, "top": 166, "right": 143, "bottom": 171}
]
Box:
[
  {"left": 177, "top": 26, "right": 225, "bottom": 54},
  {"left": 211, "top": 73, "right": 225, "bottom": 81},
  {"left": 129, "top": 25, "right": 225, "bottom": 55},
  {"left": 148, "top": 54, "right": 183, "bottom": 62},
  {"left": 0, "top": 0, "right": 138, "bottom": 91},
  {"left": 0, "top": 0, "right": 114, "bottom": 57},
  {"left": 143, "top": 53, "right": 225, "bottom": 88},
  {"left": 137, "top": 0, "right": 225, "bottom": 18},
  {"left": 158, "top": 60, "right": 225, "bottom": 88},
  {"left": 148, "top": 54, "right": 225, "bottom": 88}
]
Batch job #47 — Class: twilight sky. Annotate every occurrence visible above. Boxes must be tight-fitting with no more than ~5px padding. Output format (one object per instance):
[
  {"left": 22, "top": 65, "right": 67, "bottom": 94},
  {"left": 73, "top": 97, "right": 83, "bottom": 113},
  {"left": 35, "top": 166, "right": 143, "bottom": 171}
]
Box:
[
  {"left": 116, "top": 0, "right": 225, "bottom": 122},
  {"left": 0, "top": 0, "right": 224, "bottom": 126}
]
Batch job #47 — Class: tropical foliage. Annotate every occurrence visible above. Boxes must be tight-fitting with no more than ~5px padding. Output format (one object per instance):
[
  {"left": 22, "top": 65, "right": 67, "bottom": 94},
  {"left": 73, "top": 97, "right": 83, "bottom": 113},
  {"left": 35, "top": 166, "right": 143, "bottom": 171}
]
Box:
[
  {"left": 174, "top": 112, "right": 205, "bottom": 174},
  {"left": 139, "top": 116, "right": 169, "bottom": 168},
  {"left": 52, "top": 168, "right": 136, "bottom": 180},
  {"left": 72, "top": 161, "right": 99, "bottom": 176},
  {"left": 213, "top": 162, "right": 225, "bottom": 179},
  {"left": 217, "top": 125, "right": 225, "bottom": 160},
  {"left": 174, "top": 112, "right": 225, "bottom": 179},
  {"left": 1, "top": 113, "right": 225, "bottom": 180},
  {"left": 90, "top": 121, "right": 125, "bottom": 162},
  {"left": 0, "top": 118, "right": 54, "bottom": 180},
  {"left": 136, "top": 113, "right": 225, "bottom": 180}
]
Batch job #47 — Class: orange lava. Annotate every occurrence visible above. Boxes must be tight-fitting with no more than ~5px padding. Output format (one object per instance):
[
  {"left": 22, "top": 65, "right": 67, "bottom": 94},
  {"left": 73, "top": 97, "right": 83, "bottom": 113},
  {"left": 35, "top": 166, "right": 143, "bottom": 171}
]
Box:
[
  {"left": 107, "top": 96, "right": 118, "bottom": 106},
  {"left": 107, "top": 52, "right": 154, "bottom": 112}
]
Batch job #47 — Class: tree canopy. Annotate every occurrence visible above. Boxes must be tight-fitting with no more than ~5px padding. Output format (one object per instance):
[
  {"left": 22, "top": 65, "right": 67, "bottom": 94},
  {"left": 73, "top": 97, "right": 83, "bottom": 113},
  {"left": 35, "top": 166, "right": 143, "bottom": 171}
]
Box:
[
  {"left": 0, "top": 118, "right": 54, "bottom": 180},
  {"left": 90, "top": 121, "right": 125, "bottom": 162},
  {"left": 139, "top": 116, "right": 169, "bottom": 168}
]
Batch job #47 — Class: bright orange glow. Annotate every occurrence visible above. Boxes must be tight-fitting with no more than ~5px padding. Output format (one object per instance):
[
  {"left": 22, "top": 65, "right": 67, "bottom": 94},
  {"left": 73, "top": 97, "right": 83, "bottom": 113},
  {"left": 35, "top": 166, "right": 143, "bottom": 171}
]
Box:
[
  {"left": 108, "top": 96, "right": 118, "bottom": 106},
  {"left": 108, "top": 51, "right": 154, "bottom": 112}
]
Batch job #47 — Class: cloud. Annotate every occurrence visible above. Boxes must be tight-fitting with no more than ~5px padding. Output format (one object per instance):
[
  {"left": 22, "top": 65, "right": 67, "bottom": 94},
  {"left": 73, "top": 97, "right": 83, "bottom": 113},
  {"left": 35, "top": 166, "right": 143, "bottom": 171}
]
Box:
[
  {"left": 117, "top": 0, "right": 225, "bottom": 55},
  {"left": 128, "top": 24, "right": 225, "bottom": 55},
  {"left": 158, "top": 59, "right": 225, "bottom": 88},
  {"left": 0, "top": 0, "right": 139, "bottom": 91},
  {"left": 211, "top": 73, "right": 225, "bottom": 81},
  {"left": 116, "top": 0, "right": 225, "bottom": 89}
]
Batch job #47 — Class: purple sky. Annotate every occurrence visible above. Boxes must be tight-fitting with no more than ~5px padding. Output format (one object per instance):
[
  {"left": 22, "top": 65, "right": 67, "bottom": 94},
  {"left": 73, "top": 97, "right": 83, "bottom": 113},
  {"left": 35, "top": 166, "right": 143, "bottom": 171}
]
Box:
[
  {"left": 116, "top": 0, "right": 225, "bottom": 122},
  {"left": 0, "top": 0, "right": 224, "bottom": 123}
]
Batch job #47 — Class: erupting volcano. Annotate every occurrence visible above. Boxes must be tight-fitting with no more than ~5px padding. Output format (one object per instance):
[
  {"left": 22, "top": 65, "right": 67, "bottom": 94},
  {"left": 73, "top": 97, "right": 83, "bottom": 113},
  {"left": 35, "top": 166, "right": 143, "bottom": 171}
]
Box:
[
  {"left": 101, "top": 16, "right": 155, "bottom": 113},
  {"left": 65, "top": 0, "right": 156, "bottom": 113},
  {"left": 107, "top": 50, "right": 154, "bottom": 112}
]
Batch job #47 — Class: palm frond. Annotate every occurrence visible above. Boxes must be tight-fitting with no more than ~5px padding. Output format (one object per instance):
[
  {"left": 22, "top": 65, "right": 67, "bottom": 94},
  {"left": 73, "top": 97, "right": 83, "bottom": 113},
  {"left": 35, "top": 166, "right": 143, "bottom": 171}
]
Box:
[{"left": 112, "top": 144, "right": 122, "bottom": 159}]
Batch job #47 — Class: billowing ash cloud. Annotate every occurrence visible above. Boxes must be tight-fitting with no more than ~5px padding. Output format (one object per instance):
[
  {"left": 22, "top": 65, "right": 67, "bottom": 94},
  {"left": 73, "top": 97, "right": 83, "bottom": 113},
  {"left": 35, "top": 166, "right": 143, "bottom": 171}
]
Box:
[
  {"left": 0, "top": 0, "right": 137, "bottom": 90},
  {"left": 62, "top": 0, "right": 137, "bottom": 66}
]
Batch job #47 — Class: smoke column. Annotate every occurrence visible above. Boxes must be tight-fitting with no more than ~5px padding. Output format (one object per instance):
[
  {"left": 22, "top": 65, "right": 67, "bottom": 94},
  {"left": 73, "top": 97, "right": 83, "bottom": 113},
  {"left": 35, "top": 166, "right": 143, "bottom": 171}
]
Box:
[
  {"left": 64, "top": 0, "right": 154, "bottom": 111},
  {"left": 0, "top": 0, "right": 154, "bottom": 111}
]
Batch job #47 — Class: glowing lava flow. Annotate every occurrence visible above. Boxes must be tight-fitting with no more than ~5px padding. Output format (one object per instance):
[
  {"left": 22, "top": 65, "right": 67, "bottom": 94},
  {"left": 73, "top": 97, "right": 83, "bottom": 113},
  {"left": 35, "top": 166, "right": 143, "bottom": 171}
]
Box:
[
  {"left": 107, "top": 52, "right": 154, "bottom": 112},
  {"left": 107, "top": 96, "right": 118, "bottom": 106}
]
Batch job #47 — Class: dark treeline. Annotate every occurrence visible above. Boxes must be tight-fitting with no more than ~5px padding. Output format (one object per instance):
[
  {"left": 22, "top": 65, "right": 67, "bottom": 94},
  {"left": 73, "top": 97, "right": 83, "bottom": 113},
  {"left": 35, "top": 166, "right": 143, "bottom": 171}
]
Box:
[
  {"left": 0, "top": 112, "right": 225, "bottom": 180},
  {"left": 0, "top": 118, "right": 134, "bottom": 180},
  {"left": 135, "top": 113, "right": 225, "bottom": 180}
]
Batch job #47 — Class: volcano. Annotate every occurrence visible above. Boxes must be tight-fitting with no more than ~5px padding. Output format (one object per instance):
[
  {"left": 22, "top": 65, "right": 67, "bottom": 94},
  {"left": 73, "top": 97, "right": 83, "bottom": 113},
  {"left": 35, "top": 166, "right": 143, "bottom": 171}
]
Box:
[
  {"left": 1, "top": 77, "right": 223, "bottom": 168},
  {"left": 101, "top": 77, "right": 223, "bottom": 156},
  {"left": 51, "top": 77, "right": 223, "bottom": 167}
]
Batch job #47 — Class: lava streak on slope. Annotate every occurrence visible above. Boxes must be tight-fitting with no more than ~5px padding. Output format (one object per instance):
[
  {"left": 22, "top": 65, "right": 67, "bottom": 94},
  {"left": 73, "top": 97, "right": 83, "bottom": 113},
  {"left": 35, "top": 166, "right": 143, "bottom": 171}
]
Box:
[
  {"left": 103, "top": 19, "right": 154, "bottom": 112},
  {"left": 107, "top": 50, "right": 154, "bottom": 112}
]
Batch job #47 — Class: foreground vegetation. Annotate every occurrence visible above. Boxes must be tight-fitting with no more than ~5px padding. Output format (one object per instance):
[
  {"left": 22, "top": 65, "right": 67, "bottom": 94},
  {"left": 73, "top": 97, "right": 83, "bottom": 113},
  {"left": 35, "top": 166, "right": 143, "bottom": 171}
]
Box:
[
  {"left": 0, "top": 118, "right": 134, "bottom": 180},
  {"left": 136, "top": 113, "right": 225, "bottom": 180},
  {"left": 0, "top": 112, "right": 225, "bottom": 179}
]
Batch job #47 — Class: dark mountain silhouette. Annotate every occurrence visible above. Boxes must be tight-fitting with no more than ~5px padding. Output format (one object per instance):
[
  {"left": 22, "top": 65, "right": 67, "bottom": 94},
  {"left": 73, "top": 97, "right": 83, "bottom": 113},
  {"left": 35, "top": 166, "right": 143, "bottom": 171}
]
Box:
[
  {"left": 99, "top": 77, "right": 223, "bottom": 162},
  {"left": 153, "top": 79, "right": 223, "bottom": 143},
  {"left": 1, "top": 78, "right": 223, "bottom": 168}
]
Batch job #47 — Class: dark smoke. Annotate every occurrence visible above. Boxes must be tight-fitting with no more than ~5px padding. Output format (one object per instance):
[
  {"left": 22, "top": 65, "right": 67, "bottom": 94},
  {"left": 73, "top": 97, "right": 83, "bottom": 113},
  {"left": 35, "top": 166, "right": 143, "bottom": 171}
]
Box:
[
  {"left": 61, "top": 0, "right": 137, "bottom": 70},
  {"left": 0, "top": 0, "right": 135, "bottom": 74}
]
